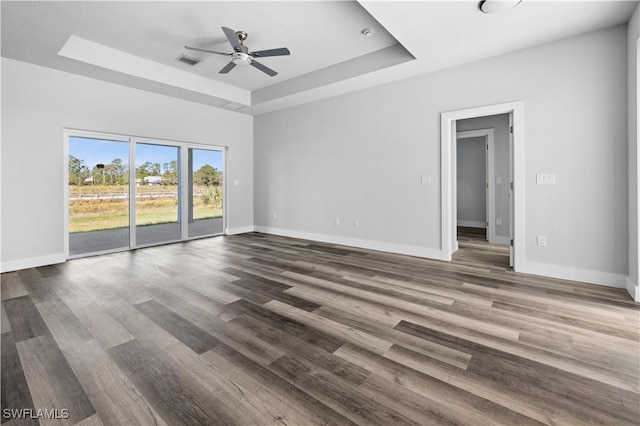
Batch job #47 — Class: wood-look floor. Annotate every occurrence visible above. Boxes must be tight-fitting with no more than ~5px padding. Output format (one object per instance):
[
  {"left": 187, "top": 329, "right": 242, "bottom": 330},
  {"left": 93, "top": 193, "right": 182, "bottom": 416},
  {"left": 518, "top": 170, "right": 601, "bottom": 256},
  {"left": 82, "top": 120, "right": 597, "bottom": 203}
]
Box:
[
  {"left": 1, "top": 232, "right": 639, "bottom": 425},
  {"left": 454, "top": 226, "right": 511, "bottom": 271}
]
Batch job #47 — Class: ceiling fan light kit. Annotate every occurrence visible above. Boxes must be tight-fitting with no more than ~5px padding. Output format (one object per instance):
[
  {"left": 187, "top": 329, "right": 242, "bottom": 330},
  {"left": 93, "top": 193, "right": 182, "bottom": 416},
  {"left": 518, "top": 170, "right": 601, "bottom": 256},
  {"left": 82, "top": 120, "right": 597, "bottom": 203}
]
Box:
[
  {"left": 184, "top": 26, "right": 290, "bottom": 77},
  {"left": 232, "top": 52, "right": 252, "bottom": 66}
]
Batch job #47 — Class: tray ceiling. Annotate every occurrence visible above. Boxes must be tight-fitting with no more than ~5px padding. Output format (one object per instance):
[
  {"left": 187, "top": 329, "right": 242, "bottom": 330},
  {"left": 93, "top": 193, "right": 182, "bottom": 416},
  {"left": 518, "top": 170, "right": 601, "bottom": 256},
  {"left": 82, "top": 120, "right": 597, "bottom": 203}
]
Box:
[{"left": 1, "top": 1, "right": 636, "bottom": 115}]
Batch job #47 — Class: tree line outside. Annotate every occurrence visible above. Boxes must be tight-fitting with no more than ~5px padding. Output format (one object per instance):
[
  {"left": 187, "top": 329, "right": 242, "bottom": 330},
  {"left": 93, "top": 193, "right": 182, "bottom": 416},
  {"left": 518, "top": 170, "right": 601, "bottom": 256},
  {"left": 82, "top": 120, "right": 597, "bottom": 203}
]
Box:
[
  {"left": 69, "top": 156, "right": 222, "bottom": 186},
  {"left": 69, "top": 156, "right": 223, "bottom": 233}
]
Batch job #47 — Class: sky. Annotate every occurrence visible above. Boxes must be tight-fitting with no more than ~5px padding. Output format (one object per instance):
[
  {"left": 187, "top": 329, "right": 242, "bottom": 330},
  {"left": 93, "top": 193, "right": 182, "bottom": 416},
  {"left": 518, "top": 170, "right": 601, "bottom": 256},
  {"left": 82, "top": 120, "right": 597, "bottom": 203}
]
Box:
[{"left": 69, "top": 136, "right": 224, "bottom": 172}]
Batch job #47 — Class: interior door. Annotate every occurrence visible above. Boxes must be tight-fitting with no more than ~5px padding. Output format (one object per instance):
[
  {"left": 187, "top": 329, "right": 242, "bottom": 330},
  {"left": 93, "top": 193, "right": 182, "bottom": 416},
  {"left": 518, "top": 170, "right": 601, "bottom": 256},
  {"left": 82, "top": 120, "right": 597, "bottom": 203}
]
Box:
[
  {"left": 508, "top": 113, "right": 514, "bottom": 267},
  {"left": 485, "top": 138, "right": 490, "bottom": 242}
]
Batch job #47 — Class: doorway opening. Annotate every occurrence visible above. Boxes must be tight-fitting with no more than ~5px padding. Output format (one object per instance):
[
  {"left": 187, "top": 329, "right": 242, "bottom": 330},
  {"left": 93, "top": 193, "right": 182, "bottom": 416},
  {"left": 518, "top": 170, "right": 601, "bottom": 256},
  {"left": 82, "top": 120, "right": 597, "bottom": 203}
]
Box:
[
  {"left": 456, "top": 129, "right": 495, "bottom": 241},
  {"left": 454, "top": 121, "right": 510, "bottom": 270},
  {"left": 441, "top": 101, "right": 525, "bottom": 271}
]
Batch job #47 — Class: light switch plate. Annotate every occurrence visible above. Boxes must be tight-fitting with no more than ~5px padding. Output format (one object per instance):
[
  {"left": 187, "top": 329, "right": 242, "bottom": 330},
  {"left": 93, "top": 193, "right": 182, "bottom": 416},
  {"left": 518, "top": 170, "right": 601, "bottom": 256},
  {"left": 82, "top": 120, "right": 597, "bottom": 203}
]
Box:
[{"left": 536, "top": 174, "right": 556, "bottom": 185}]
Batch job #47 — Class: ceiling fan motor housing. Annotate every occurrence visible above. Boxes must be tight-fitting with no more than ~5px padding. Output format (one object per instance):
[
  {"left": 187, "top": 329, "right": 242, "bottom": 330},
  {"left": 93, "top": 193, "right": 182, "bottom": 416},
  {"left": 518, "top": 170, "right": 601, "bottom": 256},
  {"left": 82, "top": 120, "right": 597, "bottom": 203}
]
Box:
[{"left": 232, "top": 37, "right": 252, "bottom": 66}]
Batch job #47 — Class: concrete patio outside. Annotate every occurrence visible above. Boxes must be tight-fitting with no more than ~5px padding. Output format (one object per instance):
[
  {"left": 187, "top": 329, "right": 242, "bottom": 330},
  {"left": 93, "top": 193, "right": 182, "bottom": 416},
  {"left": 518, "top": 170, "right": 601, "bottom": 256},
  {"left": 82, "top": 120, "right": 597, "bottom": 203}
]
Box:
[{"left": 69, "top": 217, "right": 223, "bottom": 256}]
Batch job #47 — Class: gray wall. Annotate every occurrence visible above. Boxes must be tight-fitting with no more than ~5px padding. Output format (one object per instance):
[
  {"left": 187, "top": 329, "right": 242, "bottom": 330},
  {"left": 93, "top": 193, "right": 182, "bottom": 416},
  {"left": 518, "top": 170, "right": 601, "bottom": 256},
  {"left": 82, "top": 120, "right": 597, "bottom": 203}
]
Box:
[
  {"left": 456, "top": 137, "right": 486, "bottom": 227},
  {"left": 1, "top": 58, "right": 254, "bottom": 270},
  {"left": 628, "top": 4, "right": 639, "bottom": 296},
  {"left": 254, "top": 25, "right": 629, "bottom": 285},
  {"left": 457, "top": 114, "right": 510, "bottom": 238}
]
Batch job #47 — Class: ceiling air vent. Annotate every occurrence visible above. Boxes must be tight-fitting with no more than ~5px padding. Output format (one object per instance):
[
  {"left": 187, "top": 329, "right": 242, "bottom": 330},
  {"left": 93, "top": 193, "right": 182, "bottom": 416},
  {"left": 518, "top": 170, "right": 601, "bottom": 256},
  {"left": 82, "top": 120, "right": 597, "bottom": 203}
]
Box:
[{"left": 176, "top": 54, "right": 200, "bottom": 66}]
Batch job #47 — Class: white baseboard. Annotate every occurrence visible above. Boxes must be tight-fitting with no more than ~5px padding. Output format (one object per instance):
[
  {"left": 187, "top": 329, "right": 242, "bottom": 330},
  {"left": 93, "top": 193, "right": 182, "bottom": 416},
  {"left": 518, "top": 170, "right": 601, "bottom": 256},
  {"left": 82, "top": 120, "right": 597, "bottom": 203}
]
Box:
[
  {"left": 1, "top": 252, "right": 66, "bottom": 273},
  {"left": 457, "top": 220, "right": 485, "bottom": 228},
  {"left": 254, "top": 226, "right": 443, "bottom": 260},
  {"left": 225, "top": 226, "right": 255, "bottom": 235},
  {"left": 523, "top": 261, "right": 627, "bottom": 289},
  {"left": 626, "top": 276, "right": 639, "bottom": 302}
]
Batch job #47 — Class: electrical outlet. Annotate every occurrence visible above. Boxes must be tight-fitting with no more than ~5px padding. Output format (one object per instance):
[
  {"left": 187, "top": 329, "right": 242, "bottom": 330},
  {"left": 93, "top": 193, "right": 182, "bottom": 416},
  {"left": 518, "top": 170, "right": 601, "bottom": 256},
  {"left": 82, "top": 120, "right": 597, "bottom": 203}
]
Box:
[
  {"left": 537, "top": 235, "right": 547, "bottom": 247},
  {"left": 335, "top": 218, "right": 341, "bottom": 226},
  {"left": 233, "top": 179, "right": 240, "bottom": 186},
  {"left": 496, "top": 218, "right": 502, "bottom": 226},
  {"left": 272, "top": 212, "right": 277, "bottom": 220},
  {"left": 421, "top": 175, "right": 431, "bottom": 185},
  {"left": 354, "top": 219, "right": 360, "bottom": 228}
]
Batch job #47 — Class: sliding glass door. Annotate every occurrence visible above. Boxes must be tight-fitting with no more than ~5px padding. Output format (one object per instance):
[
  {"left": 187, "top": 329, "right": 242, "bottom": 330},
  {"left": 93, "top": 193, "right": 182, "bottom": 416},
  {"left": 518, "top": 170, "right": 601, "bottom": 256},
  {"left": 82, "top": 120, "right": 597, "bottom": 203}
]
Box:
[
  {"left": 135, "top": 143, "right": 181, "bottom": 246},
  {"left": 67, "top": 131, "right": 225, "bottom": 258},
  {"left": 188, "top": 148, "right": 224, "bottom": 238},
  {"left": 68, "top": 135, "right": 130, "bottom": 257}
]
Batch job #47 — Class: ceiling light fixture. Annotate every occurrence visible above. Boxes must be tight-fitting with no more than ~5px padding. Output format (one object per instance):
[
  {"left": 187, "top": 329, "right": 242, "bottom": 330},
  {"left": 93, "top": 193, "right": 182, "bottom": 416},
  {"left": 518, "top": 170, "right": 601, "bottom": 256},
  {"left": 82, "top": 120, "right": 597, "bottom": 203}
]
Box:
[
  {"left": 479, "top": 0, "right": 522, "bottom": 14},
  {"left": 231, "top": 51, "right": 252, "bottom": 66},
  {"left": 361, "top": 28, "right": 375, "bottom": 37}
]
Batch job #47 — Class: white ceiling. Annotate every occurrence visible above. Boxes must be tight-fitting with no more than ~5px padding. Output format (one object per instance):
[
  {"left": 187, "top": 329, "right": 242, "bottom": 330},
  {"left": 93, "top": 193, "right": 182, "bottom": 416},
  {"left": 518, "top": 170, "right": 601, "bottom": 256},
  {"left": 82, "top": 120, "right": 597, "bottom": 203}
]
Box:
[{"left": 2, "top": 1, "right": 637, "bottom": 115}]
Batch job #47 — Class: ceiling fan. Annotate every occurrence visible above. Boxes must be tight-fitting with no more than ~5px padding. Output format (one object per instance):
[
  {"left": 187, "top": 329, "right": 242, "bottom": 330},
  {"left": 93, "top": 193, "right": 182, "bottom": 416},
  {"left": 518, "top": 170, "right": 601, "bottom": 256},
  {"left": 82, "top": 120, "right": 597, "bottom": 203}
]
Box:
[{"left": 185, "top": 27, "right": 290, "bottom": 77}]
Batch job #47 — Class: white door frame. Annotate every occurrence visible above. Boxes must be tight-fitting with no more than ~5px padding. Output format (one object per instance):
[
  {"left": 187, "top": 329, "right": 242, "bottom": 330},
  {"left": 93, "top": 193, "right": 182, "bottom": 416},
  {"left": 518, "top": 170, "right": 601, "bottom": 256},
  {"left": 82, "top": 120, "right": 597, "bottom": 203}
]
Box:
[
  {"left": 456, "top": 129, "right": 496, "bottom": 243},
  {"left": 441, "top": 101, "right": 525, "bottom": 271}
]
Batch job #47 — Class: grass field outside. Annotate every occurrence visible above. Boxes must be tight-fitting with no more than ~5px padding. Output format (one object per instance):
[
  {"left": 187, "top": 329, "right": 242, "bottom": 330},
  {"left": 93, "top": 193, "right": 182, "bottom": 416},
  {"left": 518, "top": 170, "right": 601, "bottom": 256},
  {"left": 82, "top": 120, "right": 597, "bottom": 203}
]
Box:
[{"left": 69, "top": 185, "right": 222, "bottom": 233}]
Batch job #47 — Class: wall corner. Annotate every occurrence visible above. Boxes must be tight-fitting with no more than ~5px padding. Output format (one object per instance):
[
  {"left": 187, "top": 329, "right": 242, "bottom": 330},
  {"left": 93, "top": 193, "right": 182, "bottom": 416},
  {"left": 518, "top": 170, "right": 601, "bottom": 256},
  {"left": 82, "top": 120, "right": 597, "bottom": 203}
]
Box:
[{"left": 626, "top": 276, "right": 640, "bottom": 302}]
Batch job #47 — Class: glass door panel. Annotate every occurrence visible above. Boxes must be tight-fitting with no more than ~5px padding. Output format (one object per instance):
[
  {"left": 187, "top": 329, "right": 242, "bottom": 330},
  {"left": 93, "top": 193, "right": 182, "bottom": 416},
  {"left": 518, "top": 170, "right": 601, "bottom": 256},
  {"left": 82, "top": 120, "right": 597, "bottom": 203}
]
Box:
[
  {"left": 188, "top": 148, "right": 224, "bottom": 238},
  {"left": 135, "top": 143, "right": 181, "bottom": 246},
  {"left": 68, "top": 133, "right": 226, "bottom": 258},
  {"left": 68, "top": 136, "right": 129, "bottom": 256}
]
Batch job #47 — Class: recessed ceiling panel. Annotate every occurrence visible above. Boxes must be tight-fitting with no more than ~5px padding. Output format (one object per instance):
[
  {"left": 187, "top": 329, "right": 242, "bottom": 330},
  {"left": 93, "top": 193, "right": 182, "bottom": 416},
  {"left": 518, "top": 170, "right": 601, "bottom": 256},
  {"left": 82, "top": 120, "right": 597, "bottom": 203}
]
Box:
[{"left": 72, "top": 1, "right": 398, "bottom": 91}]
